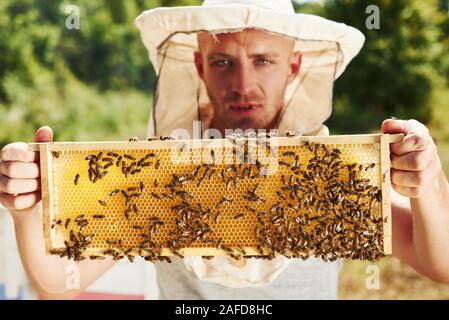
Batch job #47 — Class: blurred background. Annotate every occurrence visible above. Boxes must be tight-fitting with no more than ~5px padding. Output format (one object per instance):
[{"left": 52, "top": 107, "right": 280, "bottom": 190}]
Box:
[{"left": 0, "top": 0, "right": 449, "bottom": 299}]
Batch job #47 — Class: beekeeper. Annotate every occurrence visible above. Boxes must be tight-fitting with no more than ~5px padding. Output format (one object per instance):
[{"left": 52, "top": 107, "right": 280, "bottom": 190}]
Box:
[{"left": 1, "top": 0, "right": 448, "bottom": 299}]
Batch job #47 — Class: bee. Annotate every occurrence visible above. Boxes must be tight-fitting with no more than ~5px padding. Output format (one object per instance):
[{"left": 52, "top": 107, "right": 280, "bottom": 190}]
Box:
[
  {"left": 191, "top": 166, "right": 201, "bottom": 178},
  {"left": 155, "top": 159, "right": 161, "bottom": 170},
  {"left": 216, "top": 196, "right": 233, "bottom": 209},
  {"left": 282, "top": 151, "right": 296, "bottom": 157},
  {"left": 177, "top": 142, "right": 187, "bottom": 153},
  {"left": 151, "top": 192, "right": 161, "bottom": 200},
  {"left": 225, "top": 178, "right": 232, "bottom": 189},
  {"left": 237, "top": 245, "right": 247, "bottom": 255},
  {"left": 252, "top": 183, "right": 260, "bottom": 194},
  {"left": 69, "top": 229, "right": 76, "bottom": 241},
  {"left": 88, "top": 169, "right": 94, "bottom": 182},
  {"left": 124, "top": 154, "right": 136, "bottom": 161},
  {"left": 216, "top": 238, "right": 223, "bottom": 251},
  {"left": 133, "top": 225, "right": 144, "bottom": 230},
  {"left": 129, "top": 137, "right": 139, "bottom": 142},
  {"left": 64, "top": 219, "right": 71, "bottom": 229},
  {"left": 144, "top": 153, "right": 157, "bottom": 160},
  {"left": 159, "top": 256, "right": 172, "bottom": 263},
  {"left": 51, "top": 151, "right": 60, "bottom": 159},
  {"left": 75, "top": 215, "right": 85, "bottom": 223},
  {"left": 196, "top": 175, "right": 206, "bottom": 188},
  {"left": 256, "top": 245, "right": 265, "bottom": 255},
  {"left": 332, "top": 147, "right": 342, "bottom": 155},
  {"left": 161, "top": 193, "right": 174, "bottom": 200},
  {"left": 276, "top": 191, "right": 286, "bottom": 200},
  {"left": 84, "top": 233, "right": 95, "bottom": 242},
  {"left": 73, "top": 174, "right": 80, "bottom": 186},
  {"left": 85, "top": 154, "right": 95, "bottom": 161},
  {"left": 175, "top": 218, "right": 185, "bottom": 229},
  {"left": 93, "top": 214, "right": 105, "bottom": 219},
  {"left": 286, "top": 131, "right": 297, "bottom": 137},
  {"left": 115, "top": 156, "right": 122, "bottom": 168},
  {"left": 233, "top": 213, "right": 245, "bottom": 220},
  {"left": 51, "top": 219, "right": 62, "bottom": 229},
  {"left": 304, "top": 141, "right": 313, "bottom": 152},
  {"left": 128, "top": 192, "right": 142, "bottom": 203},
  {"left": 103, "top": 163, "right": 113, "bottom": 170},
  {"left": 109, "top": 189, "right": 120, "bottom": 197},
  {"left": 233, "top": 177, "right": 239, "bottom": 188},
  {"left": 98, "top": 200, "right": 107, "bottom": 207},
  {"left": 140, "top": 161, "right": 151, "bottom": 168},
  {"left": 90, "top": 255, "right": 106, "bottom": 260},
  {"left": 279, "top": 160, "right": 290, "bottom": 167},
  {"left": 124, "top": 209, "right": 131, "bottom": 221}
]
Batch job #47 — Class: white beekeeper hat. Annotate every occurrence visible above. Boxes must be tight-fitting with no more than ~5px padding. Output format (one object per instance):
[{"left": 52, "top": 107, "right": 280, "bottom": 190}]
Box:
[{"left": 135, "top": 0, "right": 365, "bottom": 138}]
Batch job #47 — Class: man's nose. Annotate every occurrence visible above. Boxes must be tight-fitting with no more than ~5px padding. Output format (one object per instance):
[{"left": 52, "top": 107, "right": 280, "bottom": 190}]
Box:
[{"left": 230, "top": 62, "right": 257, "bottom": 96}]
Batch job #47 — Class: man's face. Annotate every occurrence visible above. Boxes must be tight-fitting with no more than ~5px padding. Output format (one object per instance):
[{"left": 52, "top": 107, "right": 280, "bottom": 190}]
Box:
[{"left": 194, "top": 29, "right": 301, "bottom": 132}]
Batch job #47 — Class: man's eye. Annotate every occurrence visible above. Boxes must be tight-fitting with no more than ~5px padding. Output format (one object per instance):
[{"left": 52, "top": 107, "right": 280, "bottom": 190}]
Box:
[
  {"left": 256, "top": 59, "right": 271, "bottom": 65},
  {"left": 213, "top": 60, "right": 230, "bottom": 67}
]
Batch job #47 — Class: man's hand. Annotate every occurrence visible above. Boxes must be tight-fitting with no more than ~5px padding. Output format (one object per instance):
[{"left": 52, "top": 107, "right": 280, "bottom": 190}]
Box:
[
  {"left": 0, "top": 126, "right": 53, "bottom": 214},
  {"left": 382, "top": 119, "right": 442, "bottom": 198}
]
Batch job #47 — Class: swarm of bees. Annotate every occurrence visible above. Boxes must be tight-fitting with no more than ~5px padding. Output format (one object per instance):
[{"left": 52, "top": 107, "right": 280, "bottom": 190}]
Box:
[{"left": 49, "top": 132, "right": 385, "bottom": 263}]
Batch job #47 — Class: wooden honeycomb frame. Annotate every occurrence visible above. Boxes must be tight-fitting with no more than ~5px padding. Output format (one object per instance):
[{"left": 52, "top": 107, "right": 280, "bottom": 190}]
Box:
[{"left": 29, "top": 134, "right": 402, "bottom": 262}]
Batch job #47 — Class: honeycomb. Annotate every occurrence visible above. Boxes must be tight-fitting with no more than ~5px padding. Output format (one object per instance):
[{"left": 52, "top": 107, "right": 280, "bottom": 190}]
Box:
[{"left": 30, "top": 134, "right": 395, "bottom": 263}]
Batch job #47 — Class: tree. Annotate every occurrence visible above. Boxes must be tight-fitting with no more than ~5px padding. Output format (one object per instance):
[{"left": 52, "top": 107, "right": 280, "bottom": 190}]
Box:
[{"left": 304, "top": 0, "right": 447, "bottom": 133}]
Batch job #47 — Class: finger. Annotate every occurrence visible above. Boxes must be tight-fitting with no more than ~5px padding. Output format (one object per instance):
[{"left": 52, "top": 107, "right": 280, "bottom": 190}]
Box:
[
  {"left": 382, "top": 118, "right": 406, "bottom": 134},
  {"left": 390, "top": 131, "right": 430, "bottom": 156},
  {"left": 391, "top": 147, "right": 433, "bottom": 172},
  {"left": 0, "top": 161, "right": 40, "bottom": 179},
  {"left": 390, "top": 169, "right": 429, "bottom": 188},
  {"left": 34, "top": 126, "right": 53, "bottom": 143},
  {"left": 391, "top": 183, "right": 423, "bottom": 199},
  {"left": 0, "top": 191, "right": 41, "bottom": 211},
  {"left": 0, "top": 143, "right": 38, "bottom": 162},
  {"left": 383, "top": 119, "right": 430, "bottom": 155},
  {"left": 0, "top": 175, "right": 40, "bottom": 194}
]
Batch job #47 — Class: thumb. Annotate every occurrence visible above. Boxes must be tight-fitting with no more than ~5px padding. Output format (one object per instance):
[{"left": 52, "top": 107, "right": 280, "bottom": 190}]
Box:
[{"left": 34, "top": 126, "right": 53, "bottom": 143}]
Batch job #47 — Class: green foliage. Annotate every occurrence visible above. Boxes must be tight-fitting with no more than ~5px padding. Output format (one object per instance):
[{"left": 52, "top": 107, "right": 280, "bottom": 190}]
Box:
[
  {"left": 303, "top": 0, "right": 449, "bottom": 133},
  {"left": 0, "top": 0, "right": 158, "bottom": 147}
]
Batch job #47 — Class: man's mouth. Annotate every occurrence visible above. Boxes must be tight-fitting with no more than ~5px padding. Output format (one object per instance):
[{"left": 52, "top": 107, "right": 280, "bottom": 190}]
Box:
[{"left": 229, "top": 104, "right": 261, "bottom": 114}]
